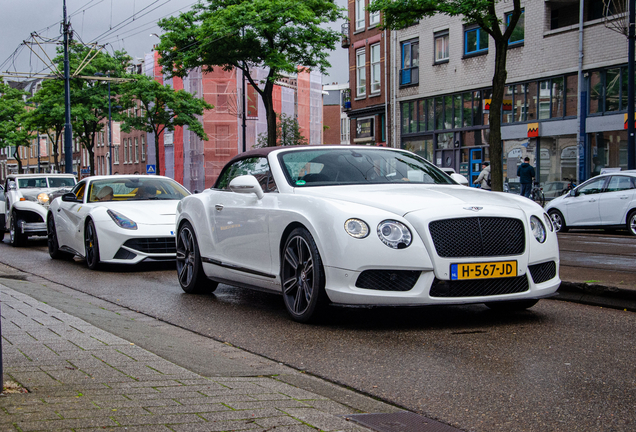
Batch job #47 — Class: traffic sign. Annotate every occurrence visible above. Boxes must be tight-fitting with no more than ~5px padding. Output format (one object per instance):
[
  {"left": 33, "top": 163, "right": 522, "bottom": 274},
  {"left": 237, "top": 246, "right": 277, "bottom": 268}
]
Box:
[{"left": 146, "top": 164, "right": 156, "bottom": 175}]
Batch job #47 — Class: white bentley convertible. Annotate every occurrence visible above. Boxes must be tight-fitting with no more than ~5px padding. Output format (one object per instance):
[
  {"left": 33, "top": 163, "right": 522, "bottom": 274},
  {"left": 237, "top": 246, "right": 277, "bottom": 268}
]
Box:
[
  {"left": 47, "top": 175, "right": 190, "bottom": 269},
  {"left": 176, "top": 146, "right": 560, "bottom": 322}
]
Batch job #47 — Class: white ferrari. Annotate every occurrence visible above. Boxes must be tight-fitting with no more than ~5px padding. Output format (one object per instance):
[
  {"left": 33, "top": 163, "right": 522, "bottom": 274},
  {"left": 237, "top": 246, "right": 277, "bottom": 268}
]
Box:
[
  {"left": 176, "top": 146, "right": 561, "bottom": 322},
  {"left": 47, "top": 175, "right": 190, "bottom": 269}
]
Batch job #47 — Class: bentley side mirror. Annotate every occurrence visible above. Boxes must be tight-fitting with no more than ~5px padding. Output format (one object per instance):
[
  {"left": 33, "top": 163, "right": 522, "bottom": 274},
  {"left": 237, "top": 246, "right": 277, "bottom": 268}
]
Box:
[
  {"left": 229, "top": 175, "right": 264, "bottom": 199},
  {"left": 450, "top": 173, "right": 469, "bottom": 186}
]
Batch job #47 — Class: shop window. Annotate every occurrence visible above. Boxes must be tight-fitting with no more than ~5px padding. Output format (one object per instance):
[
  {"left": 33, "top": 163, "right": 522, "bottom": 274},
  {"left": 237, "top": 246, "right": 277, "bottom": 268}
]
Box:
[
  {"left": 473, "top": 90, "right": 483, "bottom": 126},
  {"left": 427, "top": 98, "right": 435, "bottom": 131},
  {"left": 464, "top": 26, "right": 488, "bottom": 55},
  {"left": 444, "top": 95, "right": 453, "bottom": 129},
  {"left": 400, "top": 39, "right": 419, "bottom": 86},
  {"left": 503, "top": 85, "right": 514, "bottom": 124},
  {"left": 401, "top": 101, "right": 416, "bottom": 134},
  {"left": 539, "top": 80, "right": 551, "bottom": 120},
  {"left": 506, "top": 9, "right": 524, "bottom": 45},
  {"left": 551, "top": 77, "right": 564, "bottom": 118},
  {"left": 621, "top": 66, "right": 629, "bottom": 111},
  {"left": 453, "top": 94, "right": 462, "bottom": 128},
  {"left": 370, "top": 43, "right": 381, "bottom": 94},
  {"left": 482, "top": 89, "right": 492, "bottom": 125},
  {"left": 565, "top": 75, "right": 578, "bottom": 117},
  {"left": 437, "top": 132, "right": 454, "bottom": 149},
  {"left": 404, "top": 138, "right": 434, "bottom": 163},
  {"left": 356, "top": 48, "right": 366, "bottom": 97},
  {"left": 605, "top": 68, "right": 620, "bottom": 112},
  {"left": 514, "top": 83, "right": 527, "bottom": 122},
  {"left": 434, "top": 31, "right": 449, "bottom": 63},
  {"left": 435, "top": 97, "right": 444, "bottom": 130},
  {"left": 462, "top": 92, "right": 473, "bottom": 128},
  {"left": 418, "top": 99, "right": 427, "bottom": 131}
]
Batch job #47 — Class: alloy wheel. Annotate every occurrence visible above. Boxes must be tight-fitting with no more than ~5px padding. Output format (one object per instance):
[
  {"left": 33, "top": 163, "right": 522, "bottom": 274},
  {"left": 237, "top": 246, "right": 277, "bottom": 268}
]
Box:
[{"left": 282, "top": 235, "right": 315, "bottom": 316}]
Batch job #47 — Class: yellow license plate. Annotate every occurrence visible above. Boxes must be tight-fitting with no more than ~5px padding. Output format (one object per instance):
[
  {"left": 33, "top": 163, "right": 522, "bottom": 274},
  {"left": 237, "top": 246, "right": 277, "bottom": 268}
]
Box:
[{"left": 450, "top": 261, "right": 517, "bottom": 280}]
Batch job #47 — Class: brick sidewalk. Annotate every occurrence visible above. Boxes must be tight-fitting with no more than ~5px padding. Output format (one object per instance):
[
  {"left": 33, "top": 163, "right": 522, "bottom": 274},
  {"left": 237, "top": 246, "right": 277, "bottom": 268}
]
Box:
[{"left": 0, "top": 285, "right": 371, "bottom": 432}]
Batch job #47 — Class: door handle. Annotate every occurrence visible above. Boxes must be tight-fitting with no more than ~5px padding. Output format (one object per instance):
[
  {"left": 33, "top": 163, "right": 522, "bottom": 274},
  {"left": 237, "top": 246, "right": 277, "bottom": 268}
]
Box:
[
  {"left": 215, "top": 204, "right": 224, "bottom": 211},
  {"left": 620, "top": 196, "right": 628, "bottom": 199}
]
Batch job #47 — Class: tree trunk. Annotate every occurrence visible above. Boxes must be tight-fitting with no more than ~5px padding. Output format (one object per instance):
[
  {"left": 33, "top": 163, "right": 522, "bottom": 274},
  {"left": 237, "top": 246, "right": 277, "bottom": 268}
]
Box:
[
  {"left": 488, "top": 38, "right": 509, "bottom": 192},
  {"left": 14, "top": 149, "right": 22, "bottom": 173},
  {"left": 154, "top": 129, "right": 162, "bottom": 175}
]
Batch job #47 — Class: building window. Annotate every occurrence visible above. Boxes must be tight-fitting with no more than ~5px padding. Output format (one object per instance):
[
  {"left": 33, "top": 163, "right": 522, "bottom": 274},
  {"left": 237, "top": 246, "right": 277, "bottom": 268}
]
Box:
[
  {"left": 114, "top": 145, "right": 119, "bottom": 164},
  {"left": 356, "top": 48, "right": 366, "bottom": 97},
  {"left": 135, "top": 138, "right": 139, "bottom": 162},
  {"left": 141, "top": 137, "right": 146, "bottom": 161},
  {"left": 589, "top": 67, "right": 629, "bottom": 115},
  {"left": 434, "top": 31, "right": 449, "bottom": 63},
  {"left": 506, "top": 9, "right": 524, "bottom": 45},
  {"left": 464, "top": 26, "right": 488, "bottom": 55},
  {"left": 124, "top": 138, "right": 129, "bottom": 163},
  {"left": 355, "top": 0, "right": 365, "bottom": 30},
  {"left": 400, "top": 39, "right": 419, "bottom": 86},
  {"left": 370, "top": 43, "right": 381, "bottom": 94},
  {"left": 369, "top": 10, "right": 380, "bottom": 27}
]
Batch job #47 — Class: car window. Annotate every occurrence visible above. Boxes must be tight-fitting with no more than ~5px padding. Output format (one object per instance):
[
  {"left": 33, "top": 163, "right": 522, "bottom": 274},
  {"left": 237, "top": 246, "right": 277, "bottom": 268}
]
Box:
[
  {"left": 279, "top": 148, "right": 454, "bottom": 187},
  {"left": 606, "top": 176, "right": 634, "bottom": 192},
  {"left": 17, "top": 177, "right": 48, "bottom": 188},
  {"left": 48, "top": 177, "right": 76, "bottom": 188},
  {"left": 215, "top": 157, "right": 278, "bottom": 193},
  {"left": 577, "top": 178, "right": 606, "bottom": 196},
  {"left": 72, "top": 181, "right": 87, "bottom": 202},
  {"left": 87, "top": 178, "right": 190, "bottom": 202}
]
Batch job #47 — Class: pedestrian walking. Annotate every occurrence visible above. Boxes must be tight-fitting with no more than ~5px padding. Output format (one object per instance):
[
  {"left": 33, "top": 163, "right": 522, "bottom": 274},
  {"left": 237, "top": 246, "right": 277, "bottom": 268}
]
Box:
[
  {"left": 517, "top": 157, "right": 536, "bottom": 198},
  {"left": 473, "top": 162, "right": 491, "bottom": 190}
]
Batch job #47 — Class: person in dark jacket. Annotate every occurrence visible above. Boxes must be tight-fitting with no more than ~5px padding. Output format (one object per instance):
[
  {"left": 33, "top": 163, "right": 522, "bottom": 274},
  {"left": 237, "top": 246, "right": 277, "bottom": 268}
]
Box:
[{"left": 517, "top": 157, "right": 536, "bottom": 198}]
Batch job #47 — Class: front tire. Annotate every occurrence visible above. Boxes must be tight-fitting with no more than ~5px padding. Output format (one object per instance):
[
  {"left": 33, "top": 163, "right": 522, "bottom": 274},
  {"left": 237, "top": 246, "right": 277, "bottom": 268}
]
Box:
[
  {"left": 485, "top": 299, "right": 539, "bottom": 311},
  {"left": 626, "top": 210, "right": 636, "bottom": 236},
  {"left": 84, "top": 220, "right": 101, "bottom": 270},
  {"left": 48, "top": 214, "right": 73, "bottom": 260},
  {"left": 281, "top": 228, "right": 327, "bottom": 323},
  {"left": 176, "top": 221, "right": 217, "bottom": 294},
  {"left": 548, "top": 209, "right": 568, "bottom": 233},
  {"left": 9, "top": 212, "right": 26, "bottom": 247}
]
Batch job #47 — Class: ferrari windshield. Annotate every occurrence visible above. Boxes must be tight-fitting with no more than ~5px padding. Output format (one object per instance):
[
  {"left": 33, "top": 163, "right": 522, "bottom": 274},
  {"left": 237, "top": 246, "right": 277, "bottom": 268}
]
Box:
[
  {"left": 88, "top": 178, "right": 190, "bottom": 203},
  {"left": 278, "top": 148, "right": 455, "bottom": 187}
]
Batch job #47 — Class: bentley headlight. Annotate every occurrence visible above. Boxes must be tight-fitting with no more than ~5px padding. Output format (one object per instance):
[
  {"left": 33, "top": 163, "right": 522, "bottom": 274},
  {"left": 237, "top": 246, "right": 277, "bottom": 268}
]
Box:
[
  {"left": 37, "top": 193, "right": 50, "bottom": 205},
  {"left": 543, "top": 213, "right": 553, "bottom": 232},
  {"left": 377, "top": 220, "right": 412, "bottom": 249},
  {"left": 107, "top": 209, "right": 138, "bottom": 230},
  {"left": 530, "top": 215, "right": 546, "bottom": 243},
  {"left": 344, "top": 218, "right": 369, "bottom": 239}
]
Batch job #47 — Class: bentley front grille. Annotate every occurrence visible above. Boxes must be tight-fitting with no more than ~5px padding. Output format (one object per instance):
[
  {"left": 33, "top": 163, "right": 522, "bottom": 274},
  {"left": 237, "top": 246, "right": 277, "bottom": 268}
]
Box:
[
  {"left": 123, "top": 238, "right": 176, "bottom": 254},
  {"left": 429, "top": 217, "right": 525, "bottom": 258},
  {"left": 355, "top": 270, "right": 421, "bottom": 292},
  {"left": 430, "top": 275, "right": 529, "bottom": 298}
]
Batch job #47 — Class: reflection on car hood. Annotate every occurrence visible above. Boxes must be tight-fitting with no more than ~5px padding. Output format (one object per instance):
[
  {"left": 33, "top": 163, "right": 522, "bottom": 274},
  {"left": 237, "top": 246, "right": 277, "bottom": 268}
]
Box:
[
  {"left": 98, "top": 200, "right": 179, "bottom": 225},
  {"left": 295, "top": 184, "right": 535, "bottom": 216}
]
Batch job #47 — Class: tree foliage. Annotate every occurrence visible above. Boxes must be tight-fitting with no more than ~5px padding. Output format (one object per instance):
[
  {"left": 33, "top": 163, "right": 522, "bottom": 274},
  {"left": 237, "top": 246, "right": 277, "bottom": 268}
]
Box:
[
  {"left": 0, "top": 80, "right": 34, "bottom": 172},
  {"left": 255, "top": 113, "right": 309, "bottom": 148},
  {"left": 368, "top": 0, "right": 522, "bottom": 191},
  {"left": 120, "top": 75, "right": 213, "bottom": 175},
  {"left": 156, "top": 0, "right": 345, "bottom": 148}
]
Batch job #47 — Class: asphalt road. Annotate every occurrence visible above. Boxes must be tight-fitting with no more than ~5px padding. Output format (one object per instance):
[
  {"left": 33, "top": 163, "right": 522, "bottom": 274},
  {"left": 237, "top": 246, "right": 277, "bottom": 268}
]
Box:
[{"left": 0, "top": 233, "right": 634, "bottom": 432}]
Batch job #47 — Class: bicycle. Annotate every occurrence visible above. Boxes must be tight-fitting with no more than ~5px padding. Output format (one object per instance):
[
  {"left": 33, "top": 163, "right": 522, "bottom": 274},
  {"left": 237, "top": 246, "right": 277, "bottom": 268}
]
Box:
[{"left": 530, "top": 182, "right": 545, "bottom": 207}]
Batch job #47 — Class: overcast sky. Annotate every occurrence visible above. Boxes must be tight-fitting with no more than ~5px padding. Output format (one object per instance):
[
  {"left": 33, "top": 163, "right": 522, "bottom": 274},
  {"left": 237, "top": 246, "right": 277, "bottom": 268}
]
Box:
[{"left": 1, "top": 0, "right": 349, "bottom": 84}]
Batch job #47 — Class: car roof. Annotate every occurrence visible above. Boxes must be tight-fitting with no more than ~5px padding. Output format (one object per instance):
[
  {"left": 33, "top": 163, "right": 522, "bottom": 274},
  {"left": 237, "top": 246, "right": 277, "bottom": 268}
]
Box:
[
  {"left": 7, "top": 173, "right": 76, "bottom": 179},
  {"left": 226, "top": 145, "right": 404, "bottom": 165}
]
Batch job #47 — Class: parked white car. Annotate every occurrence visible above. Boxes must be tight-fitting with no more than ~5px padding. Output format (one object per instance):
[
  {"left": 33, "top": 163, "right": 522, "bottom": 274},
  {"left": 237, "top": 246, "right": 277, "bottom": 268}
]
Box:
[
  {"left": 47, "top": 175, "right": 190, "bottom": 269},
  {"left": 545, "top": 172, "right": 636, "bottom": 234},
  {"left": 175, "top": 146, "right": 560, "bottom": 322},
  {"left": 4, "top": 174, "right": 77, "bottom": 246}
]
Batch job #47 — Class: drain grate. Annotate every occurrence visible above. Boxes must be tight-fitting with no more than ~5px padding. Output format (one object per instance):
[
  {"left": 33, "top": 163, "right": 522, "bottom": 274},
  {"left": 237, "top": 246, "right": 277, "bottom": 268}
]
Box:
[{"left": 343, "top": 411, "right": 464, "bottom": 432}]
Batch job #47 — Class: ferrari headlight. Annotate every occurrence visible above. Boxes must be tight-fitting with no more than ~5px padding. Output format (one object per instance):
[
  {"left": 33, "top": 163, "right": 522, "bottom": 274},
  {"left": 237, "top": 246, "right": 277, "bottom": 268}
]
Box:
[
  {"left": 543, "top": 213, "right": 553, "bottom": 232},
  {"left": 344, "top": 218, "right": 369, "bottom": 239},
  {"left": 530, "top": 215, "right": 546, "bottom": 243},
  {"left": 107, "top": 209, "right": 138, "bottom": 230},
  {"left": 37, "top": 193, "right": 50, "bottom": 205},
  {"left": 377, "top": 220, "right": 412, "bottom": 249}
]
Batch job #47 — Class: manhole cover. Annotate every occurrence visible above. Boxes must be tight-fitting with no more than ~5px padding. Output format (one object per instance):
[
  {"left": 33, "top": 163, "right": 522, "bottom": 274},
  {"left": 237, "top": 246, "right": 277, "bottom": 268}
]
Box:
[{"left": 344, "top": 411, "right": 464, "bottom": 432}]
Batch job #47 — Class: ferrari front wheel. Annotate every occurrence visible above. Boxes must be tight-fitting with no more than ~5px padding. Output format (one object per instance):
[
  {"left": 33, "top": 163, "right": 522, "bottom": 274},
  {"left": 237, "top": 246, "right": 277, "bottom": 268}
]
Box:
[
  {"left": 48, "top": 214, "right": 73, "bottom": 260},
  {"left": 176, "top": 221, "right": 217, "bottom": 294},
  {"left": 84, "top": 219, "right": 101, "bottom": 270},
  {"left": 281, "top": 228, "right": 327, "bottom": 323}
]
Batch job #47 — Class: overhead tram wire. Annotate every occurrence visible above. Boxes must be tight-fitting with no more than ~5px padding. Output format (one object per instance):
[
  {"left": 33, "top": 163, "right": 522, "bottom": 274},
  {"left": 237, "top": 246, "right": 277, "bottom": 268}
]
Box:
[{"left": 89, "top": 0, "right": 171, "bottom": 44}]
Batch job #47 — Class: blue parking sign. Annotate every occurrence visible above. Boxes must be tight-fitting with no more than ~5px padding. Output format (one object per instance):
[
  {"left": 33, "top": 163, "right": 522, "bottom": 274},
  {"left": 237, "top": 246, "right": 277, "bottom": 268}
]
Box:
[{"left": 146, "top": 164, "right": 156, "bottom": 175}]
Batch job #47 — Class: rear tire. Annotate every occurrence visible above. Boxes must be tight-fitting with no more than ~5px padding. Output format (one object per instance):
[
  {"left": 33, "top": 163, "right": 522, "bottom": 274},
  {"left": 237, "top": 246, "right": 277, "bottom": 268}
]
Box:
[
  {"left": 281, "top": 228, "right": 327, "bottom": 323},
  {"left": 625, "top": 210, "right": 636, "bottom": 236},
  {"left": 176, "top": 221, "right": 217, "bottom": 294},
  {"left": 84, "top": 220, "right": 101, "bottom": 270},
  {"left": 485, "top": 299, "right": 539, "bottom": 312},
  {"left": 9, "top": 212, "right": 26, "bottom": 247},
  {"left": 548, "top": 209, "right": 568, "bottom": 233},
  {"left": 48, "top": 214, "right": 73, "bottom": 260}
]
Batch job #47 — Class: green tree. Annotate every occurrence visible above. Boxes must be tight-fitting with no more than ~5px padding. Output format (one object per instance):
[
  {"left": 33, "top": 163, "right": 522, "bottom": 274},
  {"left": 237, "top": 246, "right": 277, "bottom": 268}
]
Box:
[
  {"left": 255, "top": 113, "right": 308, "bottom": 148},
  {"left": 0, "top": 80, "right": 35, "bottom": 173},
  {"left": 27, "top": 79, "right": 66, "bottom": 173},
  {"left": 119, "top": 75, "right": 213, "bottom": 175},
  {"left": 156, "top": 0, "right": 345, "bottom": 148},
  {"left": 368, "top": 0, "right": 522, "bottom": 191}
]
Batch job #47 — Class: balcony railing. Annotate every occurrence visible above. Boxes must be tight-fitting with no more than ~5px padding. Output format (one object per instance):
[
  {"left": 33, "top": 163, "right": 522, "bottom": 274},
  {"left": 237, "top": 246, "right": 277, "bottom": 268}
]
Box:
[{"left": 341, "top": 23, "right": 350, "bottom": 48}]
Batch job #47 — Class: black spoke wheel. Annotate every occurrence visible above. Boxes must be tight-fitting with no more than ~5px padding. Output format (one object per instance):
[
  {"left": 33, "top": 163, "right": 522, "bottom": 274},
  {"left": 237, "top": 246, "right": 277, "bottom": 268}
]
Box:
[
  {"left": 9, "top": 211, "right": 26, "bottom": 247},
  {"left": 548, "top": 209, "right": 568, "bottom": 233},
  {"left": 281, "top": 228, "right": 326, "bottom": 323},
  {"left": 176, "top": 221, "right": 217, "bottom": 294},
  {"left": 485, "top": 299, "right": 539, "bottom": 312},
  {"left": 84, "top": 220, "right": 101, "bottom": 270},
  {"left": 48, "top": 214, "right": 73, "bottom": 260}
]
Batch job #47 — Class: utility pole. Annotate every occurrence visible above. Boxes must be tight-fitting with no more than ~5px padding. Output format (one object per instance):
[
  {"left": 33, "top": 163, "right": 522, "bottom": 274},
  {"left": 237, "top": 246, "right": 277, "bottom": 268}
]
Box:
[
  {"left": 63, "top": 0, "right": 74, "bottom": 174},
  {"left": 628, "top": 0, "right": 635, "bottom": 170}
]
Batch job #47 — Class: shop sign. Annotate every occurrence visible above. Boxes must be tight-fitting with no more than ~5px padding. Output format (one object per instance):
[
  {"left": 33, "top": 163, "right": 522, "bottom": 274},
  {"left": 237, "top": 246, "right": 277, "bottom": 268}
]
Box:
[{"left": 356, "top": 118, "right": 374, "bottom": 138}]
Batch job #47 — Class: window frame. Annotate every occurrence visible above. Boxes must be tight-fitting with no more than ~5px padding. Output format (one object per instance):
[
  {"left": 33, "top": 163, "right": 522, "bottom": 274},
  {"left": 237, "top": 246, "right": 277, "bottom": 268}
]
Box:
[
  {"left": 464, "top": 25, "right": 489, "bottom": 56},
  {"left": 400, "top": 39, "right": 419, "bottom": 86},
  {"left": 434, "top": 30, "right": 449, "bottom": 64},
  {"left": 370, "top": 43, "right": 381, "bottom": 94},
  {"left": 505, "top": 9, "right": 525, "bottom": 46},
  {"left": 355, "top": 0, "right": 365, "bottom": 31},
  {"left": 356, "top": 48, "right": 366, "bottom": 97},
  {"left": 369, "top": 10, "right": 380, "bottom": 27}
]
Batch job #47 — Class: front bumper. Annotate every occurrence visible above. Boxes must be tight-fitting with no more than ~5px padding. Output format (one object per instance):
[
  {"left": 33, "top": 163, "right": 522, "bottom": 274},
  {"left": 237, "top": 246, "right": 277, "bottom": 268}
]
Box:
[
  {"left": 19, "top": 221, "right": 47, "bottom": 235},
  {"left": 96, "top": 222, "right": 177, "bottom": 265}
]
